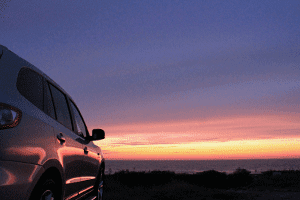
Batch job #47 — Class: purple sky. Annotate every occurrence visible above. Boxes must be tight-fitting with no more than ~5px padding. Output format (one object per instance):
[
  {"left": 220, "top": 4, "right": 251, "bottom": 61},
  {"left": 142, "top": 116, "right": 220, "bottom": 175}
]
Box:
[{"left": 1, "top": 1, "right": 300, "bottom": 159}]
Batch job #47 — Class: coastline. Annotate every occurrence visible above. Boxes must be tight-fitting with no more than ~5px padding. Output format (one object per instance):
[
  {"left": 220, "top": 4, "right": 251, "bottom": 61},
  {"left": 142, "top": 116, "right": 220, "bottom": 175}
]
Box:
[{"left": 105, "top": 158, "right": 300, "bottom": 175}]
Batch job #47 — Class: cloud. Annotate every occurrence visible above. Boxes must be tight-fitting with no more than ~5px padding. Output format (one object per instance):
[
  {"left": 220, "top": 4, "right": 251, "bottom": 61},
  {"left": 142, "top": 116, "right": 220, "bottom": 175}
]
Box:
[{"left": 97, "top": 114, "right": 300, "bottom": 148}]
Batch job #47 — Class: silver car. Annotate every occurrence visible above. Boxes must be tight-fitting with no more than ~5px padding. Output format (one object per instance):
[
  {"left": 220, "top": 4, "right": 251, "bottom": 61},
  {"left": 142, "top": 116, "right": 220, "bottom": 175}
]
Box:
[{"left": 0, "top": 44, "right": 105, "bottom": 200}]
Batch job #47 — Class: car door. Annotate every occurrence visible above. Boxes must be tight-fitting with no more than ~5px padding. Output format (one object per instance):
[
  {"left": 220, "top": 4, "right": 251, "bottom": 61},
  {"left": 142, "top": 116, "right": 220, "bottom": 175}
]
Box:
[
  {"left": 47, "top": 83, "right": 87, "bottom": 199},
  {"left": 68, "top": 100, "right": 101, "bottom": 192}
]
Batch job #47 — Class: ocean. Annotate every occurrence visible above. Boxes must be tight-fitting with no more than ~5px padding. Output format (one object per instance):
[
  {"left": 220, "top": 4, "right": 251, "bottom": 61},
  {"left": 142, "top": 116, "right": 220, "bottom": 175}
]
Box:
[{"left": 105, "top": 159, "right": 300, "bottom": 175}]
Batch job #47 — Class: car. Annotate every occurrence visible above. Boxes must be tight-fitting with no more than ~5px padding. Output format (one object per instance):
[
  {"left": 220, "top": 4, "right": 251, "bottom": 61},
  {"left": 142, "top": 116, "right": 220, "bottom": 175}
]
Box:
[{"left": 0, "top": 44, "right": 105, "bottom": 200}]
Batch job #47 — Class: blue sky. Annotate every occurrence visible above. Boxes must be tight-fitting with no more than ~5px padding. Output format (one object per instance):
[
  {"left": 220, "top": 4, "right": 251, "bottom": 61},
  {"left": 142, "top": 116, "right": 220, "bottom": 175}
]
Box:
[{"left": 1, "top": 0, "right": 300, "bottom": 159}]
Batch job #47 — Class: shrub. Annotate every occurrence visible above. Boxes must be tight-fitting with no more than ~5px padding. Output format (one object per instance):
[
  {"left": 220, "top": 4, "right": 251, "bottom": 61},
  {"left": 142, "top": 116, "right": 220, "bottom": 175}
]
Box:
[
  {"left": 112, "top": 170, "right": 175, "bottom": 187},
  {"left": 258, "top": 170, "right": 300, "bottom": 188},
  {"left": 227, "top": 168, "right": 253, "bottom": 188},
  {"left": 195, "top": 170, "right": 227, "bottom": 188},
  {"left": 173, "top": 173, "right": 196, "bottom": 185}
]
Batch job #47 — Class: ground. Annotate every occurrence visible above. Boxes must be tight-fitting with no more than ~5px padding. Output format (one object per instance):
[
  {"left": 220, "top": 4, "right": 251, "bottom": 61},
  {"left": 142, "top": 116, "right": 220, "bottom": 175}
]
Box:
[{"left": 104, "top": 175, "right": 300, "bottom": 200}]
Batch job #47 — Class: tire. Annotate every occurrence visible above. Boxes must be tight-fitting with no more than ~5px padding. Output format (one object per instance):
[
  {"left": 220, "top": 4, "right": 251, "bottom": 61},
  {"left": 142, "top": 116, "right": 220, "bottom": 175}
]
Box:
[
  {"left": 30, "top": 178, "right": 60, "bottom": 200},
  {"left": 94, "top": 170, "right": 104, "bottom": 200}
]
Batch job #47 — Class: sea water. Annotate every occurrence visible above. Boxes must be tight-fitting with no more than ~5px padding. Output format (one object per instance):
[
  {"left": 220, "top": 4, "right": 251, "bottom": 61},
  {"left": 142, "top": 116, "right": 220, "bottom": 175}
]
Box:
[{"left": 105, "top": 159, "right": 300, "bottom": 175}]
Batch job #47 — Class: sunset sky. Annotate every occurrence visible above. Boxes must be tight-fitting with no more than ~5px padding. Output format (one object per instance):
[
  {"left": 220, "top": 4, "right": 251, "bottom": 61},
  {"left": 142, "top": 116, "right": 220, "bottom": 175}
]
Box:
[{"left": 1, "top": 0, "right": 300, "bottom": 160}]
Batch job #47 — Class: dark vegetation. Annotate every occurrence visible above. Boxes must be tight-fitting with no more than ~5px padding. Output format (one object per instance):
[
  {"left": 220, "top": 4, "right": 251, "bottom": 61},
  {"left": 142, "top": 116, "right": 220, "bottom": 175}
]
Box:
[{"left": 104, "top": 168, "right": 300, "bottom": 200}]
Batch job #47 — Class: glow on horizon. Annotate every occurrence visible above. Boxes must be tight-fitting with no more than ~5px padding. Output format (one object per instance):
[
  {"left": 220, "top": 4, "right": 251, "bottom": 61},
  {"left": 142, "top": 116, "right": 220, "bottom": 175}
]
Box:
[
  {"left": 94, "top": 114, "right": 300, "bottom": 160},
  {"left": 99, "top": 138, "right": 300, "bottom": 160}
]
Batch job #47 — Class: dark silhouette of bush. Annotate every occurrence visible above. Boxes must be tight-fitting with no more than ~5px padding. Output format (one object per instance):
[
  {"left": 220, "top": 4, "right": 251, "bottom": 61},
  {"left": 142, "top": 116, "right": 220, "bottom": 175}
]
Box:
[
  {"left": 173, "top": 173, "right": 197, "bottom": 185},
  {"left": 255, "top": 170, "right": 300, "bottom": 188},
  {"left": 108, "top": 168, "right": 300, "bottom": 194},
  {"left": 147, "top": 170, "right": 175, "bottom": 186},
  {"left": 227, "top": 168, "right": 253, "bottom": 188},
  {"left": 195, "top": 170, "right": 227, "bottom": 188},
  {"left": 280, "top": 170, "right": 300, "bottom": 187},
  {"left": 112, "top": 170, "right": 175, "bottom": 187},
  {"left": 172, "top": 170, "right": 227, "bottom": 188}
]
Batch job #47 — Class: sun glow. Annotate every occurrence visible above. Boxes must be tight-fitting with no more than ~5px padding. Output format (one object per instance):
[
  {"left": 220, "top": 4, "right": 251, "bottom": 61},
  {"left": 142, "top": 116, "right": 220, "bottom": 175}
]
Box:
[
  {"left": 98, "top": 137, "right": 300, "bottom": 160},
  {"left": 94, "top": 114, "right": 300, "bottom": 160}
]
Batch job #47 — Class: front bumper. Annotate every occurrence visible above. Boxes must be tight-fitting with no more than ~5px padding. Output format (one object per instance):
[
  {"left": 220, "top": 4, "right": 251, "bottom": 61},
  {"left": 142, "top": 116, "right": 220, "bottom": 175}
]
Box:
[{"left": 0, "top": 160, "right": 44, "bottom": 200}]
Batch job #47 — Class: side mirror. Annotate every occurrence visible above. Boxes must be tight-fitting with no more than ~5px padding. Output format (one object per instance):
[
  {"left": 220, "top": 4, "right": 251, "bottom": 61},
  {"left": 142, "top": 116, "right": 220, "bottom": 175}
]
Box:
[{"left": 91, "top": 129, "right": 105, "bottom": 141}]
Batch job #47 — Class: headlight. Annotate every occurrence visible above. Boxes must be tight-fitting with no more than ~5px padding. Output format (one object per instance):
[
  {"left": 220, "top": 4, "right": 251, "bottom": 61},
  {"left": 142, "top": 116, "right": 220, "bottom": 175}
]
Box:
[{"left": 0, "top": 103, "right": 22, "bottom": 130}]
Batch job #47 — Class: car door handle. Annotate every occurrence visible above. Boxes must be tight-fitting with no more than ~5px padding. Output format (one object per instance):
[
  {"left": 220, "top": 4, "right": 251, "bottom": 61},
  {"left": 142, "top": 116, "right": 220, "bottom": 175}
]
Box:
[
  {"left": 57, "top": 133, "right": 66, "bottom": 143},
  {"left": 84, "top": 147, "right": 89, "bottom": 154}
]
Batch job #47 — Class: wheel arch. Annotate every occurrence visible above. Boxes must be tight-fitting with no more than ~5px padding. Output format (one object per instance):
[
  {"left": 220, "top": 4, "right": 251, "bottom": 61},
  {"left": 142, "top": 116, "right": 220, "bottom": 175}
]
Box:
[{"left": 29, "top": 159, "right": 64, "bottom": 200}]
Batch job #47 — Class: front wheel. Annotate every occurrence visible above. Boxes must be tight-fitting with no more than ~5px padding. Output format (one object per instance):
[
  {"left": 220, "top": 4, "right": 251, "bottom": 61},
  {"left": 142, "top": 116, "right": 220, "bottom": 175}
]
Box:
[{"left": 30, "top": 178, "right": 59, "bottom": 200}]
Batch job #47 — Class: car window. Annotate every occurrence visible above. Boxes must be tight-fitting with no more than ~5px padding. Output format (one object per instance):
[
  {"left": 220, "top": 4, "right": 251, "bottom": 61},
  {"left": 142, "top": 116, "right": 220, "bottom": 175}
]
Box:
[
  {"left": 17, "top": 68, "right": 44, "bottom": 111},
  {"left": 69, "top": 100, "right": 88, "bottom": 138},
  {"left": 43, "top": 81, "right": 56, "bottom": 119},
  {"left": 49, "top": 84, "right": 73, "bottom": 130}
]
